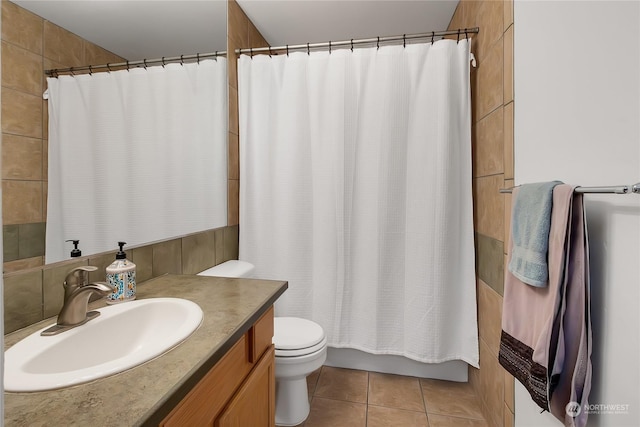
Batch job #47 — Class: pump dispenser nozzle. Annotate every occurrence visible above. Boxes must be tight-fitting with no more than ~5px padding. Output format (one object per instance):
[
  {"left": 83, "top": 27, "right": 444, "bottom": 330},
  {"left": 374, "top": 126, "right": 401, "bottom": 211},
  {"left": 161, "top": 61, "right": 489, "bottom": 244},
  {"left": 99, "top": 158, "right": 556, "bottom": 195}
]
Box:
[
  {"left": 65, "top": 239, "right": 81, "bottom": 257},
  {"left": 116, "top": 241, "right": 127, "bottom": 260}
]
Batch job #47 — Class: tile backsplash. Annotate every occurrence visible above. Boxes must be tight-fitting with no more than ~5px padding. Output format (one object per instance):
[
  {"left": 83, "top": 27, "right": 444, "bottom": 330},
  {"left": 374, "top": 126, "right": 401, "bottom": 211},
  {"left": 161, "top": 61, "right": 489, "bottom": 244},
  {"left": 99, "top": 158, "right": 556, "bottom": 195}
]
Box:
[{"left": 3, "top": 225, "right": 239, "bottom": 334}]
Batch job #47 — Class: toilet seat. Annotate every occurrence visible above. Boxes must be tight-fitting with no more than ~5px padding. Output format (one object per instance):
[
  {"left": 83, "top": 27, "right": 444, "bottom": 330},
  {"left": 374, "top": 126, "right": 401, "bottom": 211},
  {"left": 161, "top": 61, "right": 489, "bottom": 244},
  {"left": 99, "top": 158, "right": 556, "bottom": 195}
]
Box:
[{"left": 274, "top": 317, "right": 326, "bottom": 357}]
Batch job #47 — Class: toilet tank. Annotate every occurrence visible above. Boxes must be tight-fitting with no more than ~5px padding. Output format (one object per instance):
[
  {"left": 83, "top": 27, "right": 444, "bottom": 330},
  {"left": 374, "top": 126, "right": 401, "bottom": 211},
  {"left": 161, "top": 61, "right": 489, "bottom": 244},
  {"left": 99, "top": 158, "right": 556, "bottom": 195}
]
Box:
[{"left": 197, "top": 260, "right": 255, "bottom": 278}]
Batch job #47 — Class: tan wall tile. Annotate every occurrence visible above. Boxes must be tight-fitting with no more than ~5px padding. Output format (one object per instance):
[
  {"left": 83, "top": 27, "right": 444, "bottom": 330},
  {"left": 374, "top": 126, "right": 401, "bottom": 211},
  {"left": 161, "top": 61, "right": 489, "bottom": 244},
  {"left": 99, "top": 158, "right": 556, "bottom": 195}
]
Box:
[
  {"left": 3, "top": 256, "right": 44, "bottom": 273},
  {"left": 228, "top": 37, "right": 238, "bottom": 89},
  {"left": 474, "top": 107, "right": 504, "bottom": 177},
  {"left": 475, "top": 38, "right": 503, "bottom": 121},
  {"left": 2, "top": 87, "right": 42, "bottom": 138},
  {"left": 504, "top": 370, "right": 515, "bottom": 413},
  {"left": 229, "top": 85, "right": 238, "bottom": 135},
  {"left": 42, "top": 259, "right": 89, "bottom": 318},
  {"left": 228, "top": 179, "right": 239, "bottom": 226},
  {"left": 228, "top": 0, "right": 249, "bottom": 48},
  {"left": 1, "top": 0, "right": 43, "bottom": 55},
  {"left": 503, "top": 25, "right": 513, "bottom": 104},
  {"left": 447, "top": 2, "right": 464, "bottom": 31},
  {"left": 475, "top": 233, "right": 504, "bottom": 295},
  {"left": 152, "top": 238, "right": 182, "bottom": 277},
  {"left": 504, "top": 178, "right": 514, "bottom": 252},
  {"left": 43, "top": 21, "right": 84, "bottom": 66},
  {"left": 2, "top": 134, "right": 43, "bottom": 180},
  {"left": 2, "top": 40, "right": 43, "bottom": 95},
  {"left": 504, "top": 0, "right": 514, "bottom": 31},
  {"left": 476, "top": 0, "right": 503, "bottom": 61},
  {"left": 504, "top": 403, "right": 515, "bottom": 427},
  {"left": 473, "top": 174, "right": 504, "bottom": 241},
  {"left": 181, "top": 229, "right": 217, "bottom": 275},
  {"left": 2, "top": 180, "right": 42, "bottom": 224},
  {"left": 477, "top": 279, "right": 503, "bottom": 357},
  {"left": 131, "top": 245, "right": 153, "bottom": 283},
  {"left": 42, "top": 137, "right": 48, "bottom": 180},
  {"left": 462, "top": 0, "right": 480, "bottom": 29},
  {"left": 215, "top": 227, "right": 225, "bottom": 265},
  {"left": 478, "top": 339, "right": 504, "bottom": 427},
  {"left": 223, "top": 225, "right": 239, "bottom": 262},
  {"left": 229, "top": 132, "right": 239, "bottom": 180},
  {"left": 4, "top": 269, "right": 43, "bottom": 333},
  {"left": 503, "top": 102, "right": 514, "bottom": 179},
  {"left": 83, "top": 41, "right": 124, "bottom": 66},
  {"left": 42, "top": 180, "right": 48, "bottom": 222}
]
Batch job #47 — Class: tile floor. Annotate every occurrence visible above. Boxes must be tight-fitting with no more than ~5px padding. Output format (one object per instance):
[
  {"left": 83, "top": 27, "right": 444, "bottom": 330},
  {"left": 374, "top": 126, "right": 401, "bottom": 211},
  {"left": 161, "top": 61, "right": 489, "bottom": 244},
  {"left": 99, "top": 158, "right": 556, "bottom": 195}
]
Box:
[{"left": 281, "top": 366, "right": 490, "bottom": 427}]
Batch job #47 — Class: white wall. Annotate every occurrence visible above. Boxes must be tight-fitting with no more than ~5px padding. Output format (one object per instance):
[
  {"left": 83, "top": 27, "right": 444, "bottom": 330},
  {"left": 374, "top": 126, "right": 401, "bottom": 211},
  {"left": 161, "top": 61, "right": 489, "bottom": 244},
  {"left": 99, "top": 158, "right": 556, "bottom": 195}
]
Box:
[{"left": 514, "top": 1, "right": 640, "bottom": 426}]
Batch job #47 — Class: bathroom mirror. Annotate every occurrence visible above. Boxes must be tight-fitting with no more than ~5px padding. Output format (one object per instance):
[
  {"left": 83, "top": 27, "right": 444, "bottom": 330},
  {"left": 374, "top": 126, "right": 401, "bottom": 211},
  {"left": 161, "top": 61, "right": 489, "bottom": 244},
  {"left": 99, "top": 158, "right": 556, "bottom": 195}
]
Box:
[{"left": 2, "top": 0, "right": 228, "bottom": 271}]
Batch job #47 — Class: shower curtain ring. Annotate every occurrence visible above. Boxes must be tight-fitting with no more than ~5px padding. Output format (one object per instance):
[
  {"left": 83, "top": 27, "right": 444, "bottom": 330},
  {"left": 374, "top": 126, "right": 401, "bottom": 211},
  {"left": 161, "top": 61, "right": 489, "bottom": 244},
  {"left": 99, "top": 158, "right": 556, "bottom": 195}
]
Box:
[
  {"left": 161, "top": 57, "right": 165, "bottom": 68},
  {"left": 88, "top": 65, "right": 92, "bottom": 75},
  {"left": 329, "top": 41, "right": 332, "bottom": 54},
  {"left": 143, "top": 59, "right": 147, "bottom": 69},
  {"left": 457, "top": 29, "right": 461, "bottom": 43},
  {"left": 351, "top": 39, "right": 354, "bottom": 52},
  {"left": 431, "top": 31, "right": 435, "bottom": 44},
  {"left": 197, "top": 53, "right": 200, "bottom": 64},
  {"left": 106, "top": 63, "right": 112, "bottom": 73},
  {"left": 465, "top": 28, "right": 468, "bottom": 40},
  {"left": 377, "top": 36, "right": 380, "bottom": 50},
  {"left": 268, "top": 46, "right": 273, "bottom": 57},
  {"left": 403, "top": 34, "right": 406, "bottom": 48},
  {"left": 307, "top": 43, "right": 310, "bottom": 55},
  {"left": 215, "top": 51, "right": 218, "bottom": 61},
  {"left": 250, "top": 48, "right": 253, "bottom": 58},
  {"left": 69, "top": 66, "right": 75, "bottom": 76},
  {"left": 180, "top": 55, "right": 184, "bottom": 65},
  {"left": 286, "top": 45, "right": 289, "bottom": 56},
  {"left": 126, "top": 60, "right": 130, "bottom": 71}
]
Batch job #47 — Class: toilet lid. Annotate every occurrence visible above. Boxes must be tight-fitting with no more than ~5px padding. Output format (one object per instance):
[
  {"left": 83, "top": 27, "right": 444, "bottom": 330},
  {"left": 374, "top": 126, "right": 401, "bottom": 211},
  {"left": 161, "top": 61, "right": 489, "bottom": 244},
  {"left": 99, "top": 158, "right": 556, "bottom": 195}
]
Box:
[{"left": 273, "top": 317, "right": 325, "bottom": 354}]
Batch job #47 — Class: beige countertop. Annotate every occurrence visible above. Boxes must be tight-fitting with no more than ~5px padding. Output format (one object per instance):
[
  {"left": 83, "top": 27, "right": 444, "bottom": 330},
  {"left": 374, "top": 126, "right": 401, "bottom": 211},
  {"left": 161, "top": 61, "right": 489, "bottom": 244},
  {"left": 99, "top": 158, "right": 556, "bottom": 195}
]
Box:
[{"left": 4, "top": 274, "right": 287, "bottom": 427}]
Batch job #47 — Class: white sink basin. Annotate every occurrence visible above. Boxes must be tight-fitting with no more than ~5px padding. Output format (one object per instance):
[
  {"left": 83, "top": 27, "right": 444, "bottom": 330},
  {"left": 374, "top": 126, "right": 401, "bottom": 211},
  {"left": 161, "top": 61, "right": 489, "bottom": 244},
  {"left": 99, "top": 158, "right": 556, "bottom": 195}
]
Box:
[{"left": 5, "top": 297, "right": 203, "bottom": 392}]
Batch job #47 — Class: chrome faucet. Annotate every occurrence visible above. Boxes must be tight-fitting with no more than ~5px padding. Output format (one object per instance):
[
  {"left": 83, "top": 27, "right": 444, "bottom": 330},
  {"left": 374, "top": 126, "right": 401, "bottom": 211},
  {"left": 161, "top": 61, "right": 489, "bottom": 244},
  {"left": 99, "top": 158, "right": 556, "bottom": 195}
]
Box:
[{"left": 41, "top": 266, "right": 115, "bottom": 336}]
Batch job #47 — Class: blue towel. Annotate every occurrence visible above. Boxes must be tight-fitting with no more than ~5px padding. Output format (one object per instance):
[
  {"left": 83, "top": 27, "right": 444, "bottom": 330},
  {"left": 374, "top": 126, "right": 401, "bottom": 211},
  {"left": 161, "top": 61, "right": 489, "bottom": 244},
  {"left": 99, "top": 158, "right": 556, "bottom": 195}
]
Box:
[{"left": 508, "top": 181, "right": 562, "bottom": 287}]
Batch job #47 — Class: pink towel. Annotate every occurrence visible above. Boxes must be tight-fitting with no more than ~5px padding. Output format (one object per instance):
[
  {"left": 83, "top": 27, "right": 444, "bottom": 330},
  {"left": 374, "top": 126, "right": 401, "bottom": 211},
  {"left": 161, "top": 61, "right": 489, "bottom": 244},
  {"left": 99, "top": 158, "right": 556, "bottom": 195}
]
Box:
[{"left": 499, "top": 184, "right": 592, "bottom": 427}]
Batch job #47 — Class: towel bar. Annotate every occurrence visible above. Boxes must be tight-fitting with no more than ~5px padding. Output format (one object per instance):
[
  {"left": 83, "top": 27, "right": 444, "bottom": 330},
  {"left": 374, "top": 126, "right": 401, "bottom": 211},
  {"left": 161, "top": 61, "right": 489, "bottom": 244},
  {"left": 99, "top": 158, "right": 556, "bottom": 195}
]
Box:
[{"left": 499, "top": 182, "right": 640, "bottom": 194}]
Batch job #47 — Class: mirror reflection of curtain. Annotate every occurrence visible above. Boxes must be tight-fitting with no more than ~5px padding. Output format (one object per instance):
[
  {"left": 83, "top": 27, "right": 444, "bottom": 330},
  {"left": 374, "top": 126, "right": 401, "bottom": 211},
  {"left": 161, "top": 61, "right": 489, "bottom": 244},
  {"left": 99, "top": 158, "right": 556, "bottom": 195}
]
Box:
[
  {"left": 46, "top": 59, "right": 228, "bottom": 263},
  {"left": 238, "top": 41, "right": 478, "bottom": 366}
]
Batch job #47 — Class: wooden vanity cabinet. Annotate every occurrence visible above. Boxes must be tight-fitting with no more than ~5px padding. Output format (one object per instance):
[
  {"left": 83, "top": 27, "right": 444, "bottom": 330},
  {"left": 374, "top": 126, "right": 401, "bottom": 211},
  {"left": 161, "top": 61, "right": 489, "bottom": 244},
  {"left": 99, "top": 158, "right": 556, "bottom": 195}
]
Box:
[{"left": 161, "top": 307, "right": 275, "bottom": 427}]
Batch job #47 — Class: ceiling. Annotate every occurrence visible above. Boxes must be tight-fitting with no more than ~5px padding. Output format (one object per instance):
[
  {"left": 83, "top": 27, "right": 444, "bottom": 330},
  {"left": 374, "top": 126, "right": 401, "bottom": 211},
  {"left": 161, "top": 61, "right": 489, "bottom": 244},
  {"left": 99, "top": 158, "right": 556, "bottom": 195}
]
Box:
[{"left": 11, "top": 0, "right": 457, "bottom": 61}]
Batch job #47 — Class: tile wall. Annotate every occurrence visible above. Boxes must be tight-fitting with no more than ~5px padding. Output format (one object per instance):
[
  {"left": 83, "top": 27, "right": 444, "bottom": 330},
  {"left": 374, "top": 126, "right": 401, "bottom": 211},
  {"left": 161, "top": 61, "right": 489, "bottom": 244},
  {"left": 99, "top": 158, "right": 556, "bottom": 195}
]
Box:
[
  {"left": 1, "top": 0, "right": 124, "bottom": 272},
  {"left": 4, "top": 225, "right": 239, "bottom": 334},
  {"left": 227, "top": 0, "right": 269, "bottom": 226},
  {"left": 448, "top": 1, "right": 515, "bottom": 426}
]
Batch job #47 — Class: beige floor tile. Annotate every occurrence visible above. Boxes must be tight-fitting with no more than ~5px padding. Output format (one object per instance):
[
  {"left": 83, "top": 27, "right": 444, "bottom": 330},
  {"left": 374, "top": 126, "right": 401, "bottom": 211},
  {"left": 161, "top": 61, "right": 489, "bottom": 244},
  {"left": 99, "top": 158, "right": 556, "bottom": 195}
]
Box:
[
  {"left": 315, "top": 366, "right": 368, "bottom": 403},
  {"left": 368, "top": 372, "right": 425, "bottom": 412},
  {"left": 421, "top": 379, "right": 485, "bottom": 420},
  {"left": 367, "top": 405, "right": 429, "bottom": 427},
  {"left": 304, "top": 397, "right": 366, "bottom": 427},
  {"left": 427, "top": 414, "right": 490, "bottom": 427}
]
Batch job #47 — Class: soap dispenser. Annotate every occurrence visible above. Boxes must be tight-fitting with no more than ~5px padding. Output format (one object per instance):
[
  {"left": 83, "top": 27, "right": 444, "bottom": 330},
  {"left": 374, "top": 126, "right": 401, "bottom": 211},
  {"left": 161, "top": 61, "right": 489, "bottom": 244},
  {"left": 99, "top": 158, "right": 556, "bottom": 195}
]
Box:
[
  {"left": 66, "top": 239, "right": 82, "bottom": 257},
  {"left": 105, "top": 242, "right": 136, "bottom": 304}
]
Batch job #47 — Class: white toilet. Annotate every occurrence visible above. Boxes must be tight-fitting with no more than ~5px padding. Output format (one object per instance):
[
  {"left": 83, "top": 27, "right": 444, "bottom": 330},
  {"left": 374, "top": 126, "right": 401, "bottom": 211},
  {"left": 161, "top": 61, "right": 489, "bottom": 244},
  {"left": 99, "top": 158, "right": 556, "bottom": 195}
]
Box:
[{"left": 198, "top": 260, "right": 327, "bottom": 426}]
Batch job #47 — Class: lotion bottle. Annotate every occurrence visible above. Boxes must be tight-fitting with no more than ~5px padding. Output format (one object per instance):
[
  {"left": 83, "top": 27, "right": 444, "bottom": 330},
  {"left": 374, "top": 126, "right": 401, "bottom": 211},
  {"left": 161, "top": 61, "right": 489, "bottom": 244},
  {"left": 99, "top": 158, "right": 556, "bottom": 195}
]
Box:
[{"left": 106, "top": 241, "right": 136, "bottom": 304}]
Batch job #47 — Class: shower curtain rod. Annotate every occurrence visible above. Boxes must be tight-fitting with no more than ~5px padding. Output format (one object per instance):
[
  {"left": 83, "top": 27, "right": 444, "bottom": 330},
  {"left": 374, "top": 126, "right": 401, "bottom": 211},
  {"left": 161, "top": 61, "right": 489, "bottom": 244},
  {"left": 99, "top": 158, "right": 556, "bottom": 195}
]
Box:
[
  {"left": 44, "top": 51, "right": 227, "bottom": 77},
  {"left": 235, "top": 27, "right": 479, "bottom": 55},
  {"left": 499, "top": 182, "right": 640, "bottom": 194}
]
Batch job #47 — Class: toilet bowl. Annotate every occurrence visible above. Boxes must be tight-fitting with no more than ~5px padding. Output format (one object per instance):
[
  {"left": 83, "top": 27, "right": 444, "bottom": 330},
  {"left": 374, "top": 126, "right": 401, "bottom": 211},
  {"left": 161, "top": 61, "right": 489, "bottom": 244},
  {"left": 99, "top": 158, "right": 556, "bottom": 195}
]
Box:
[{"left": 198, "top": 260, "right": 327, "bottom": 426}]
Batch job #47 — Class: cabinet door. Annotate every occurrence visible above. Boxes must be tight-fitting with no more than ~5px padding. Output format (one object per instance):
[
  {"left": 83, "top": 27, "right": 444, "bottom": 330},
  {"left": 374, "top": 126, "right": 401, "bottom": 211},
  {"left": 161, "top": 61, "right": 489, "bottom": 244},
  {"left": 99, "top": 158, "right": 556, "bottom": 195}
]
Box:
[{"left": 217, "top": 345, "right": 275, "bottom": 427}]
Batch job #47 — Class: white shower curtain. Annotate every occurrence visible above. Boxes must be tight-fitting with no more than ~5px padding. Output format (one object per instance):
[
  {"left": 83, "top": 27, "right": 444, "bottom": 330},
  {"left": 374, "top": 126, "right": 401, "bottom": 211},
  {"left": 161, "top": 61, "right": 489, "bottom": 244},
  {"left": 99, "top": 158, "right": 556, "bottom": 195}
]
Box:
[
  {"left": 239, "top": 40, "right": 478, "bottom": 366},
  {"left": 46, "top": 59, "right": 228, "bottom": 263}
]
